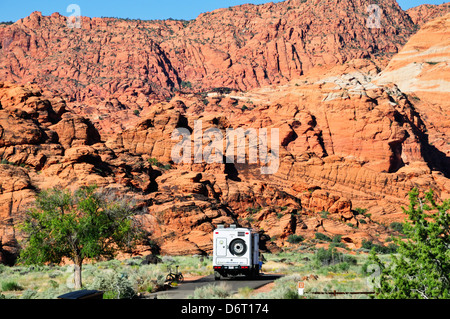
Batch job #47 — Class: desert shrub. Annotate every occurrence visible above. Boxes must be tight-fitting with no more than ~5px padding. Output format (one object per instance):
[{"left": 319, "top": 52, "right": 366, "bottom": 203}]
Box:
[
  {"left": 319, "top": 210, "right": 329, "bottom": 218},
  {"left": 148, "top": 157, "right": 160, "bottom": 166},
  {"left": 180, "top": 81, "right": 192, "bottom": 88},
  {"left": 237, "top": 286, "right": 254, "bottom": 298},
  {"left": 342, "top": 254, "right": 357, "bottom": 265},
  {"left": 189, "top": 283, "right": 231, "bottom": 299},
  {"left": 89, "top": 270, "right": 136, "bottom": 299},
  {"left": 332, "top": 235, "right": 342, "bottom": 243},
  {"left": 29, "top": 286, "right": 71, "bottom": 299},
  {"left": 389, "top": 222, "right": 404, "bottom": 234},
  {"left": 147, "top": 158, "right": 171, "bottom": 170},
  {"left": 312, "top": 247, "right": 357, "bottom": 269},
  {"left": 332, "top": 262, "right": 350, "bottom": 272},
  {"left": 161, "top": 256, "right": 176, "bottom": 264},
  {"left": 20, "top": 289, "right": 38, "bottom": 299},
  {"left": 253, "top": 274, "right": 301, "bottom": 299},
  {"left": 361, "top": 239, "right": 397, "bottom": 254},
  {"left": 49, "top": 280, "right": 59, "bottom": 289},
  {"left": 1, "top": 280, "right": 23, "bottom": 291},
  {"left": 313, "top": 247, "right": 338, "bottom": 266},
  {"left": 272, "top": 286, "right": 301, "bottom": 299},
  {"left": 127, "top": 264, "right": 166, "bottom": 293},
  {"left": 246, "top": 206, "right": 261, "bottom": 214},
  {"left": 315, "top": 232, "right": 332, "bottom": 242},
  {"left": 287, "top": 234, "right": 304, "bottom": 244},
  {"left": 353, "top": 207, "right": 368, "bottom": 215}
]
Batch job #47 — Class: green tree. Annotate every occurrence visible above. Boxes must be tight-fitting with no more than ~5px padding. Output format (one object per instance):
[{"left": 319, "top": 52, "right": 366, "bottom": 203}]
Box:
[
  {"left": 369, "top": 188, "right": 450, "bottom": 299},
  {"left": 19, "top": 186, "right": 144, "bottom": 289}
]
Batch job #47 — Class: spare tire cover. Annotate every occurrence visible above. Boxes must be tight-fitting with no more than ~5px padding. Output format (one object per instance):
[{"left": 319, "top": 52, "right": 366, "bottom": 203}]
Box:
[{"left": 229, "top": 238, "right": 247, "bottom": 256}]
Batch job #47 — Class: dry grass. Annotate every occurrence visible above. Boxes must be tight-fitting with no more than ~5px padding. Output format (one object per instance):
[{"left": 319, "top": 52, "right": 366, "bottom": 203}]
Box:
[{"left": 0, "top": 251, "right": 391, "bottom": 299}]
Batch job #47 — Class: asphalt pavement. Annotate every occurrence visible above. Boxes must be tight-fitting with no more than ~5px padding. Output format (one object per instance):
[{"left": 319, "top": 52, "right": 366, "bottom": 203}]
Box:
[{"left": 149, "top": 273, "right": 283, "bottom": 299}]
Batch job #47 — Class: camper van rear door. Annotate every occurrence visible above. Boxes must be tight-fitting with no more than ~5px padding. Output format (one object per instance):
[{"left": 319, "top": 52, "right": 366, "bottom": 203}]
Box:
[{"left": 216, "top": 238, "right": 227, "bottom": 256}]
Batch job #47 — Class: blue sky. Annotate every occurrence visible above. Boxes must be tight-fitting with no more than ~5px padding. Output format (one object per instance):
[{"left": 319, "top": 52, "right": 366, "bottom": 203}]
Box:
[{"left": 0, "top": 0, "right": 447, "bottom": 22}]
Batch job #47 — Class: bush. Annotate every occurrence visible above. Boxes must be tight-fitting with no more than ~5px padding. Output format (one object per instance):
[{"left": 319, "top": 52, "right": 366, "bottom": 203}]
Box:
[
  {"left": 389, "top": 222, "right": 404, "bottom": 234},
  {"left": 20, "top": 290, "right": 38, "bottom": 299},
  {"left": 342, "top": 254, "right": 357, "bottom": 265},
  {"left": 148, "top": 158, "right": 171, "bottom": 170},
  {"left": 89, "top": 271, "right": 136, "bottom": 299},
  {"left": 189, "top": 283, "right": 231, "bottom": 299},
  {"left": 319, "top": 210, "right": 329, "bottom": 218},
  {"left": 1, "top": 280, "right": 23, "bottom": 291},
  {"left": 332, "top": 235, "right": 342, "bottom": 243},
  {"left": 180, "top": 81, "right": 192, "bottom": 88},
  {"left": 313, "top": 247, "right": 339, "bottom": 266},
  {"left": 335, "top": 262, "right": 350, "bottom": 272},
  {"left": 253, "top": 275, "right": 302, "bottom": 299},
  {"left": 287, "top": 234, "right": 304, "bottom": 244},
  {"left": 361, "top": 240, "right": 397, "bottom": 254},
  {"left": 353, "top": 208, "right": 368, "bottom": 215},
  {"left": 315, "top": 232, "right": 332, "bottom": 242},
  {"left": 312, "top": 247, "right": 357, "bottom": 269},
  {"left": 148, "top": 158, "right": 160, "bottom": 166}
]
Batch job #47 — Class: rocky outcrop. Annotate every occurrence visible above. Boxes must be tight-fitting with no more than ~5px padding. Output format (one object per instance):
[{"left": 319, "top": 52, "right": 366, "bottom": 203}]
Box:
[
  {"left": 406, "top": 3, "right": 450, "bottom": 26},
  {"left": 0, "top": 164, "right": 35, "bottom": 265},
  {"left": 0, "top": 2, "right": 449, "bottom": 263},
  {"left": 0, "top": 0, "right": 416, "bottom": 109},
  {"left": 0, "top": 82, "right": 164, "bottom": 263},
  {"left": 105, "top": 55, "right": 448, "bottom": 255},
  {"left": 374, "top": 13, "right": 449, "bottom": 98},
  {"left": 373, "top": 13, "right": 450, "bottom": 171}
]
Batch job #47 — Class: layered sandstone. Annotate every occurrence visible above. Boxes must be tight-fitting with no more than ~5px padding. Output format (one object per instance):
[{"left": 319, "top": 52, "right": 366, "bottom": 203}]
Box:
[
  {"left": 406, "top": 3, "right": 450, "bottom": 26},
  {"left": 374, "top": 13, "right": 450, "bottom": 162},
  {"left": 0, "top": 1, "right": 449, "bottom": 263},
  {"left": 0, "top": 0, "right": 416, "bottom": 110}
]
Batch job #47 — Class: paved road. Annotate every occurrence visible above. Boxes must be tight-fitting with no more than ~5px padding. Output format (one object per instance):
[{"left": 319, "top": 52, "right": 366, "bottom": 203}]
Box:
[{"left": 149, "top": 274, "right": 283, "bottom": 299}]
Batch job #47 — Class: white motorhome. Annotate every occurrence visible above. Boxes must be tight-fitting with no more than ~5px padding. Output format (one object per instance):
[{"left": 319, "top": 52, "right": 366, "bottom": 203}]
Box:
[{"left": 212, "top": 224, "right": 260, "bottom": 280}]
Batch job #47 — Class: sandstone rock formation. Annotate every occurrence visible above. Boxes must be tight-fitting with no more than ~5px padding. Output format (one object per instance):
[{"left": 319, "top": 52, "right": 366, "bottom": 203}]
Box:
[
  {"left": 406, "top": 3, "right": 450, "bottom": 26},
  {"left": 0, "top": 1, "right": 449, "bottom": 263},
  {"left": 0, "top": 0, "right": 416, "bottom": 106},
  {"left": 374, "top": 13, "right": 450, "bottom": 168},
  {"left": 0, "top": 82, "right": 161, "bottom": 262}
]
